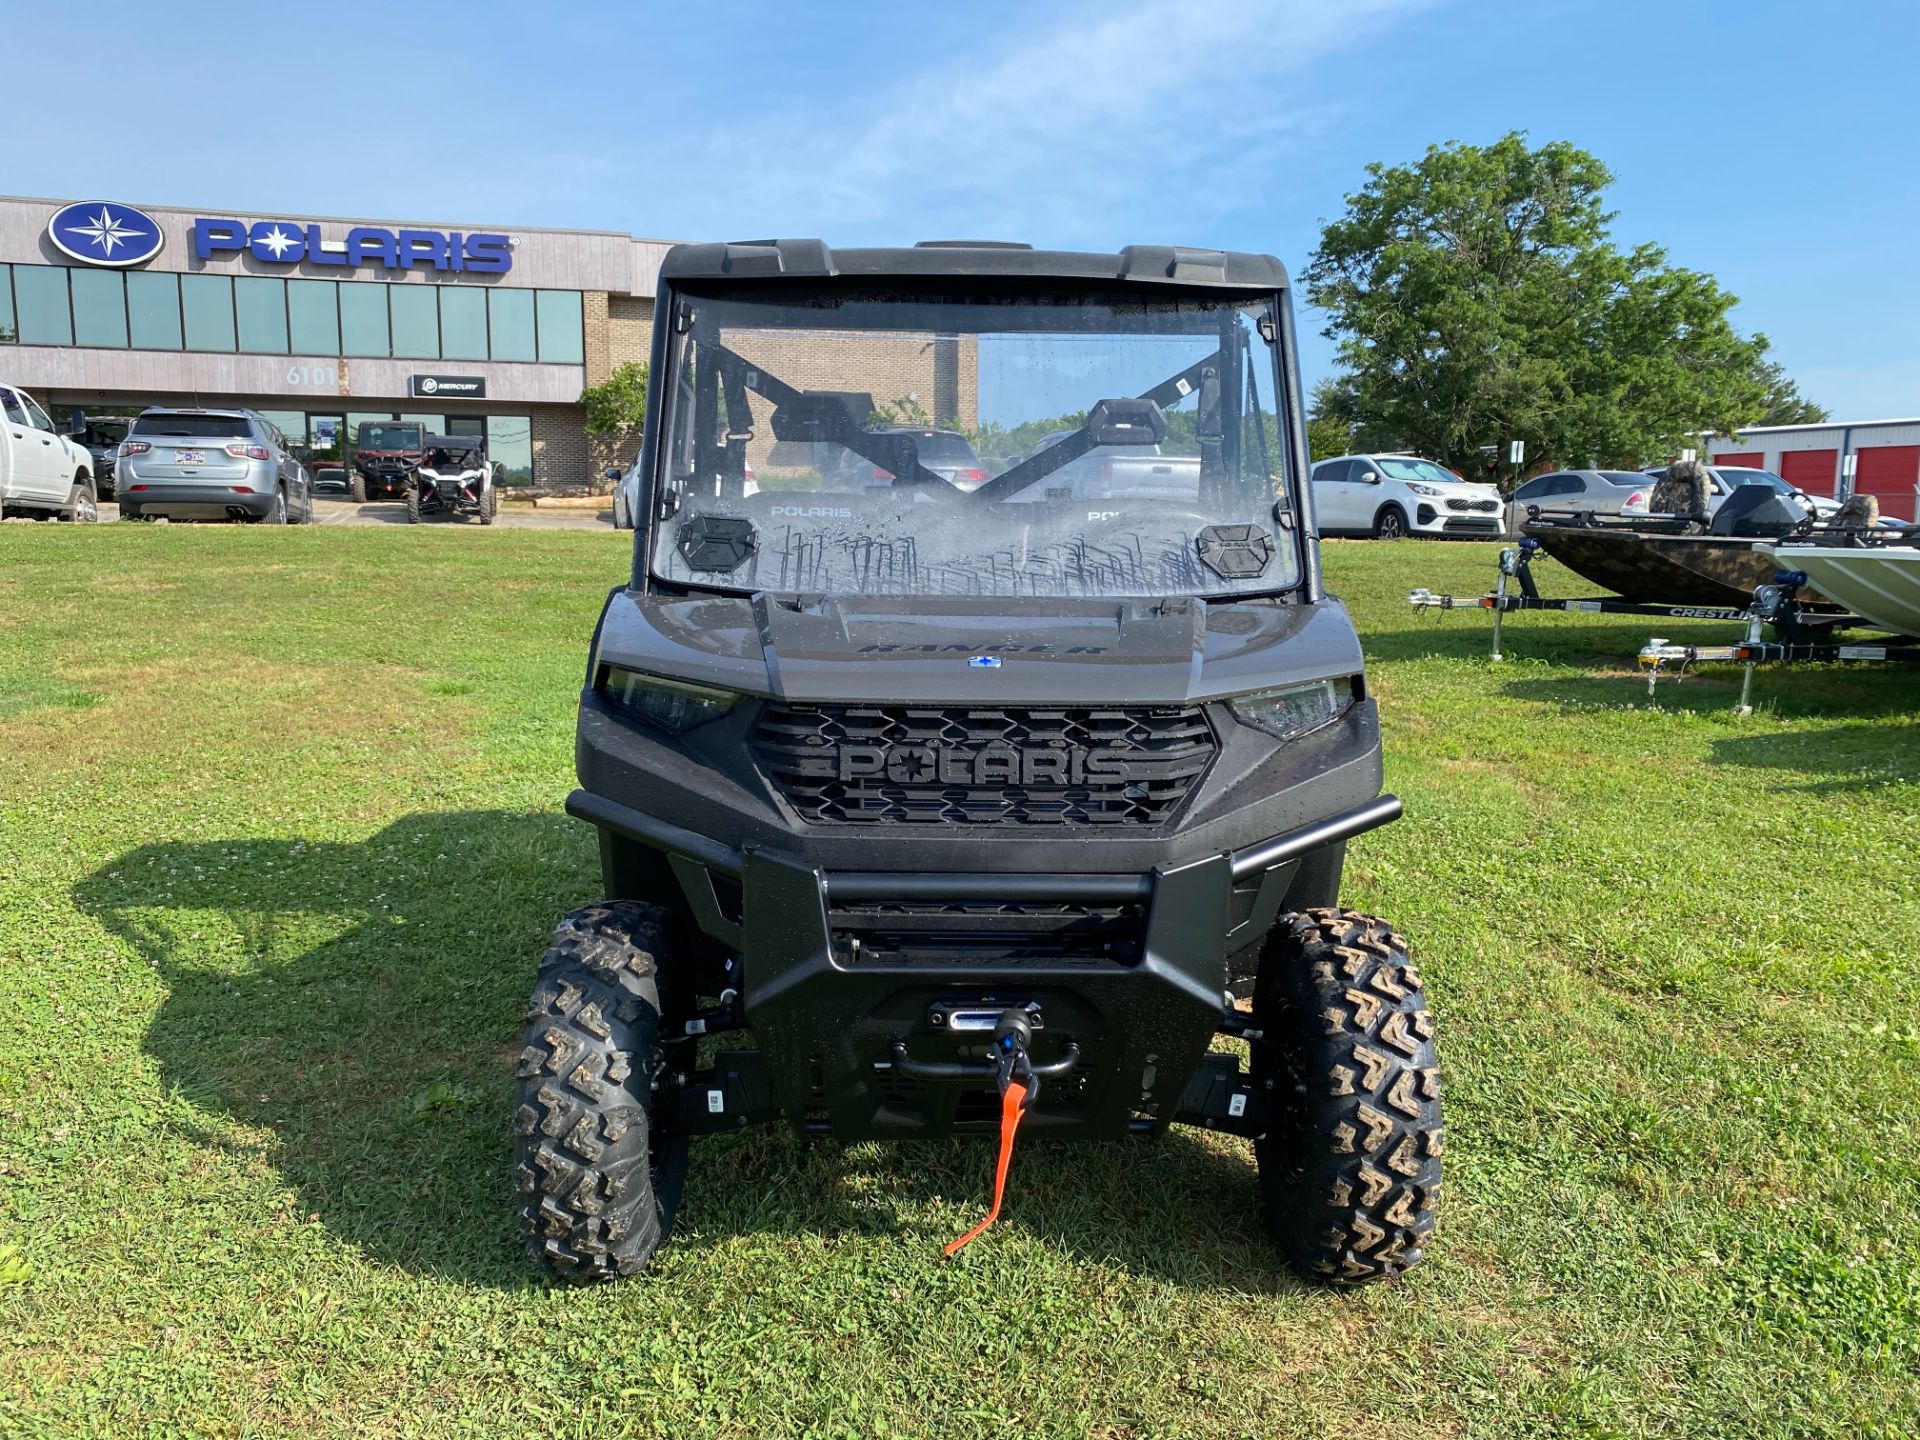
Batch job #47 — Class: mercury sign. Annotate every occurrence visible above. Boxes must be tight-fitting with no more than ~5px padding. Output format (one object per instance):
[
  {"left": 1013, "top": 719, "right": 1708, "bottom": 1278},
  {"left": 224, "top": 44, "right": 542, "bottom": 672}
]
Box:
[{"left": 192, "top": 219, "right": 513, "bottom": 274}]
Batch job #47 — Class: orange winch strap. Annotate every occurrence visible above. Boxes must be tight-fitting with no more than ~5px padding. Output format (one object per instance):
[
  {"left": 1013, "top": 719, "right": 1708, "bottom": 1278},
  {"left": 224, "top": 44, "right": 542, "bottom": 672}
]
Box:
[{"left": 943, "top": 1079, "right": 1029, "bottom": 1256}]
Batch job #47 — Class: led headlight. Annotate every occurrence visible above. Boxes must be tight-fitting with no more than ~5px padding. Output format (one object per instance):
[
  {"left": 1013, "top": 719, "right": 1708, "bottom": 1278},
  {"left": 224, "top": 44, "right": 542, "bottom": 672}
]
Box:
[
  {"left": 601, "top": 666, "right": 739, "bottom": 735},
  {"left": 1226, "top": 678, "right": 1355, "bottom": 741},
  {"left": 1407, "top": 482, "right": 1447, "bottom": 497}
]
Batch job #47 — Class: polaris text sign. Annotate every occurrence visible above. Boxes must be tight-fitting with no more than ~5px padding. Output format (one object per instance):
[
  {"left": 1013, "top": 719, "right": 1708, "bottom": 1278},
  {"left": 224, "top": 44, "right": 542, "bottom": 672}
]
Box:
[
  {"left": 46, "top": 201, "right": 165, "bottom": 268},
  {"left": 192, "top": 219, "right": 513, "bottom": 274}
]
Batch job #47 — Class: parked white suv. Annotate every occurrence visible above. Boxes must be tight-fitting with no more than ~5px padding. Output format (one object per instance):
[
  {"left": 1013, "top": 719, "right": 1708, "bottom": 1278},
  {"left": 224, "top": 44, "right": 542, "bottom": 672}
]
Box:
[
  {"left": 0, "top": 383, "right": 97, "bottom": 521},
  {"left": 1310, "top": 453, "right": 1504, "bottom": 539}
]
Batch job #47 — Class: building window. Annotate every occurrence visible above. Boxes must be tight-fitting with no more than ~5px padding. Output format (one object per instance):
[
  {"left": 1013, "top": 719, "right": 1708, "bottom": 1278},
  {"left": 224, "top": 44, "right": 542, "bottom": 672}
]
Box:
[
  {"left": 257, "top": 410, "right": 308, "bottom": 448},
  {"left": 487, "top": 288, "right": 535, "bottom": 362},
  {"left": 390, "top": 284, "right": 439, "bottom": 359},
  {"left": 440, "top": 286, "right": 488, "bottom": 361},
  {"left": 287, "top": 280, "right": 339, "bottom": 355},
  {"left": 181, "top": 274, "right": 236, "bottom": 352},
  {"left": 487, "top": 414, "right": 533, "bottom": 485},
  {"left": 70, "top": 270, "right": 128, "bottom": 349},
  {"left": 14, "top": 266, "right": 73, "bottom": 346},
  {"left": 128, "top": 272, "right": 182, "bottom": 349},
  {"left": 0, "top": 265, "right": 13, "bottom": 343},
  {"left": 235, "top": 276, "right": 289, "bottom": 354},
  {"left": 536, "top": 290, "right": 584, "bottom": 364},
  {"left": 340, "top": 284, "right": 389, "bottom": 357}
]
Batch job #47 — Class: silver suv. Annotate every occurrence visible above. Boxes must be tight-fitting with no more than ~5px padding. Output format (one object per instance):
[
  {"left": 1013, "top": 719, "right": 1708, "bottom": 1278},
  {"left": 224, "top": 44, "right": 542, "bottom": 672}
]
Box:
[{"left": 117, "top": 409, "right": 313, "bottom": 523}]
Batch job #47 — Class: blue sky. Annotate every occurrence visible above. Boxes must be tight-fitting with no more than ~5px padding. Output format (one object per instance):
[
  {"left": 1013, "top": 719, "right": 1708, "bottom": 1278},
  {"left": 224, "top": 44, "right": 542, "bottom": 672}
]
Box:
[{"left": 4, "top": 0, "right": 1915, "bottom": 417}]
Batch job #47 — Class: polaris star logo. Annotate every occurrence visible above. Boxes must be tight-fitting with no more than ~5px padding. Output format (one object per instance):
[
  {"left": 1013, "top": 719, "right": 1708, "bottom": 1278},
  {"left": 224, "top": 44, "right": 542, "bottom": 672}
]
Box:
[
  {"left": 836, "top": 743, "right": 1129, "bottom": 787},
  {"left": 46, "top": 200, "right": 165, "bottom": 268}
]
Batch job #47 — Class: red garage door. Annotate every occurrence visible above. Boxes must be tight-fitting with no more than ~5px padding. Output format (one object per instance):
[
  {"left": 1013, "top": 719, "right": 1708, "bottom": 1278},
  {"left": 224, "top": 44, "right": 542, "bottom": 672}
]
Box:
[
  {"left": 1855, "top": 445, "right": 1919, "bottom": 522},
  {"left": 1778, "top": 449, "right": 1838, "bottom": 497},
  {"left": 1714, "top": 452, "right": 1764, "bottom": 468}
]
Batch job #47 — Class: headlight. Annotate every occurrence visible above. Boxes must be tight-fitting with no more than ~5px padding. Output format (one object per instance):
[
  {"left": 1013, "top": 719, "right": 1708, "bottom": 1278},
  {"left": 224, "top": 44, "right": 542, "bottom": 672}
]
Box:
[
  {"left": 601, "top": 666, "right": 739, "bottom": 734},
  {"left": 1407, "top": 482, "right": 1446, "bottom": 497},
  {"left": 1227, "top": 678, "right": 1355, "bottom": 741}
]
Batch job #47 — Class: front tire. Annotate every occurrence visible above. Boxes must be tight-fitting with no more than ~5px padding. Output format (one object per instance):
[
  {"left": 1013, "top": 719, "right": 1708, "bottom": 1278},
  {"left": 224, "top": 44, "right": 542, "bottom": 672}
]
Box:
[
  {"left": 1252, "top": 909, "right": 1442, "bottom": 1286},
  {"left": 480, "top": 485, "right": 498, "bottom": 526},
  {"left": 1373, "top": 505, "right": 1409, "bottom": 541},
  {"left": 515, "top": 902, "right": 687, "bottom": 1281},
  {"left": 62, "top": 478, "right": 98, "bottom": 522},
  {"left": 405, "top": 484, "right": 422, "bottom": 524}
]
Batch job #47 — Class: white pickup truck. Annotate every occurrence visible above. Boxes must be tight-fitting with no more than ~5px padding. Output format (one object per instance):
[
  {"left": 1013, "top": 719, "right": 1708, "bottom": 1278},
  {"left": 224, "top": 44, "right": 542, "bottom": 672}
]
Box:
[{"left": 0, "top": 382, "right": 97, "bottom": 520}]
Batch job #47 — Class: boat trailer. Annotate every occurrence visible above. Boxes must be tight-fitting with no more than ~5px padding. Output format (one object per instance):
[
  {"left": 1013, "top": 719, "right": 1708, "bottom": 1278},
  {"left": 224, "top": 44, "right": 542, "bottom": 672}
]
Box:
[
  {"left": 1408, "top": 539, "right": 1782, "bottom": 662},
  {"left": 1638, "top": 576, "right": 1920, "bottom": 713}
]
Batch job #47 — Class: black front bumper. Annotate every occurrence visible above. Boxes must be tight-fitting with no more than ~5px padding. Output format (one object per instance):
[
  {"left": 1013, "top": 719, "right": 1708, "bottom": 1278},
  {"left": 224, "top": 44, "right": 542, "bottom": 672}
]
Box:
[{"left": 568, "top": 788, "right": 1400, "bottom": 1140}]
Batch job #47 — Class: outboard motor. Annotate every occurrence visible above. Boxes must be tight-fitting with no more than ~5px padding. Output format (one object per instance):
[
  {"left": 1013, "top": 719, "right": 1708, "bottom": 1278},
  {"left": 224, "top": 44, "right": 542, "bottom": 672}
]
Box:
[{"left": 1710, "top": 483, "right": 1809, "bottom": 538}]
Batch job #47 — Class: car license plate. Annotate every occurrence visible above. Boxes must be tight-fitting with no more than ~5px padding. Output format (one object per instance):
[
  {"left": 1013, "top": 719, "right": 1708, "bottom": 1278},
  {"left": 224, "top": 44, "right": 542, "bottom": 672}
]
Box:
[{"left": 174, "top": 449, "right": 204, "bottom": 465}]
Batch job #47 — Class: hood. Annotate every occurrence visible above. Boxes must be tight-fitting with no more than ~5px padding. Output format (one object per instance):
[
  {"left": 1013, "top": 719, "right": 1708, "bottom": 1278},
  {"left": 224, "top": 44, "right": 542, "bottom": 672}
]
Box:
[{"left": 592, "top": 590, "right": 1365, "bottom": 706}]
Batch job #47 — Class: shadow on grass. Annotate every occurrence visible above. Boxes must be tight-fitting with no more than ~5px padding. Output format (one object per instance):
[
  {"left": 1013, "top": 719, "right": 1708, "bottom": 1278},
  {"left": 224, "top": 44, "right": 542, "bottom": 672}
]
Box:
[
  {"left": 1704, "top": 719, "right": 1920, "bottom": 793},
  {"left": 73, "top": 810, "right": 1294, "bottom": 1293}
]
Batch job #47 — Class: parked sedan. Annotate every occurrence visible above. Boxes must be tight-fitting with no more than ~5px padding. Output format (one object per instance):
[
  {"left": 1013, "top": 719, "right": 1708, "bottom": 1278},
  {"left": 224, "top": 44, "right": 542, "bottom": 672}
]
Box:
[
  {"left": 117, "top": 408, "right": 313, "bottom": 523},
  {"left": 1507, "top": 469, "right": 1652, "bottom": 532}
]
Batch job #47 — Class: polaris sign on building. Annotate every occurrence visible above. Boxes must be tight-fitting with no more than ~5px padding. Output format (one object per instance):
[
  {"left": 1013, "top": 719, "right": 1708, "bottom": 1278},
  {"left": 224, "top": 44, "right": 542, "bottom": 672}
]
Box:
[
  {"left": 192, "top": 218, "right": 514, "bottom": 273},
  {"left": 2, "top": 192, "right": 676, "bottom": 489}
]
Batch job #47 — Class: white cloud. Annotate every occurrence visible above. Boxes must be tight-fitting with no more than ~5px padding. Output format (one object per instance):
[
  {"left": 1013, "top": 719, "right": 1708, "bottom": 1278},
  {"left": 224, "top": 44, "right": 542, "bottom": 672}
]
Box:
[{"left": 612, "top": 0, "right": 1441, "bottom": 245}]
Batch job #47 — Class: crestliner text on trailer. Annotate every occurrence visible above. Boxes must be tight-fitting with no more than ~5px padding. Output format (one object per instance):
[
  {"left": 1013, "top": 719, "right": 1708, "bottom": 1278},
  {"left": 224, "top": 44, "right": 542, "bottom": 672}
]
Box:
[{"left": 518, "top": 239, "right": 1442, "bottom": 1288}]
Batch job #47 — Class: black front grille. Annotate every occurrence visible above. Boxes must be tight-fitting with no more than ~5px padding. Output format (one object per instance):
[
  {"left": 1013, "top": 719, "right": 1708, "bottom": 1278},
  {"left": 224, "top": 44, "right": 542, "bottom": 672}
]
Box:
[
  {"left": 752, "top": 703, "right": 1216, "bottom": 826},
  {"left": 1447, "top": 497, "right": 1500, "bottom": 513},
  {"left": 829, "top": 898, "right": 1143, "bottom": 966}
]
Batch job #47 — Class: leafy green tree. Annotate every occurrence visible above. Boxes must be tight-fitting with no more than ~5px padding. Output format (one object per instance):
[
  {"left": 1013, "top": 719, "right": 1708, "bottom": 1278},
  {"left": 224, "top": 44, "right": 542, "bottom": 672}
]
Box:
[
  {"left": 579, "top": 361, "right": 649, "bottom": 437},
  {"left": 1306, "top": 377, "right": 1356, "bottom": 461},
  {"left": 1754, "top": 359, "right": 1831, "bottom": 426},
  {"left": 1304, "top": 134, "right": 1799, "bottom": 481}
]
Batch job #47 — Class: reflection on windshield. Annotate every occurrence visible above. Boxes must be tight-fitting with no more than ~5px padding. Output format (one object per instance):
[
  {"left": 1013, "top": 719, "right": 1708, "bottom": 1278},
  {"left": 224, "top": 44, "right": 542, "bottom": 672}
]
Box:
[{"left": 648, "top": 285, "right": 1297, "bottom": 599}]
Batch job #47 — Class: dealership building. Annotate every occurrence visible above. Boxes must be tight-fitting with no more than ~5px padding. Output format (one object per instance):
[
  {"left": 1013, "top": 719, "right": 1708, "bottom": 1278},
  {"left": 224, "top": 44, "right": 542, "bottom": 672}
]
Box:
[{"left": 0, "top": 193, "right": 676, "bottom": 485}]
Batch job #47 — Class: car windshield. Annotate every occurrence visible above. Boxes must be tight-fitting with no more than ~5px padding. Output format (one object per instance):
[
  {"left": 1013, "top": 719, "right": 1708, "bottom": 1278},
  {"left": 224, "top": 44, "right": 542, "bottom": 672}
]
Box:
[
  {"left": 359, "top": 424, "right": 422, "bottom": 450},
  {"left": 133, "top": 414, "right": 251, "bottom": 438},
  {"left": 1721, "top": 470, "right": 1790, "bottom": 493},
  {"left": 1372, "top": 458, "right": 1464, "bottom": 485},
  {"left": 648, "top": 282, "right": 1296, "bottom": 598}
]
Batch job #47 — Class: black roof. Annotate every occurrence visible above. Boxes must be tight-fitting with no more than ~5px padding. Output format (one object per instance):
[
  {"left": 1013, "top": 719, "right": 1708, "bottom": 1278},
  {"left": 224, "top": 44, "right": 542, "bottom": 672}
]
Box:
[{"left": 658, "top": 240, "right": 1289, "bottom": 290}]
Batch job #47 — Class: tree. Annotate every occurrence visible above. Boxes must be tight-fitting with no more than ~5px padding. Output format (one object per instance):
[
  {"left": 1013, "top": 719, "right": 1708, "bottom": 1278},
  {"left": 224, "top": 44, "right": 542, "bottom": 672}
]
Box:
[
  {"left": 1306, "top": 377, "right": 1356, "bottom": 461},
  {"left": 1304, "top": 134, "right": 1801, "bottom": 483},
  {"left": 579, "top": 361, "right": 649, "bottom": 437},
  {"left": 1754, "top": 358, "right": 1830, "bottom": 427}
]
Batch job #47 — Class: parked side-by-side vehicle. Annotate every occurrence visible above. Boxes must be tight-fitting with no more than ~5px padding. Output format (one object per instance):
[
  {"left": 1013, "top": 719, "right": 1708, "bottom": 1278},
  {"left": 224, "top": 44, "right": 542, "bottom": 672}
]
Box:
[{"left": 521, "top": 238, "right": 1442, "bottom": 1290}]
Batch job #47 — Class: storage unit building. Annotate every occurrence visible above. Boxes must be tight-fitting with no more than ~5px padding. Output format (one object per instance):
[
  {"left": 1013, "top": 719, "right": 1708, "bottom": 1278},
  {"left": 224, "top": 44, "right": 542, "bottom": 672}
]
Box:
[{"left": 1703, "top": 419, "right": 1920, "bottom": 521}]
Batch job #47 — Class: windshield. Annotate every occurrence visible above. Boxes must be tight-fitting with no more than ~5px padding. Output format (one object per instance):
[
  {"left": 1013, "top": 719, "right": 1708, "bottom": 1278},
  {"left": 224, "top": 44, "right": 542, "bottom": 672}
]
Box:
[
  {"left": 1373, "top": 457, "right": 1466, "bottom": 485},
  {"left": 133, "top": 413, "right": 251, "bottom": 438},
  {"left": 648, "top": 283, "right": 1296, "bottom": 598},
  {"left": 358, "top": 423, "right": 423, "bottom": 450},
  {"left": 1720, "top": 470, "right": 1790, "bottom": 494}
]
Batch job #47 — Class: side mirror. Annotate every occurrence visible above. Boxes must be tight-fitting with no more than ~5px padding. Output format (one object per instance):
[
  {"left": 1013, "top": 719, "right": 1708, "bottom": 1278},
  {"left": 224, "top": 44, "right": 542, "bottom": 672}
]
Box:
[
  {"left": 1358, "top": 470, "right": 1380, "bottom": 484},
  {"left": 66, "top": 409, "right": 87, "bottom": 437},
  {"left": 604, "top": 467, "right": 623, "bottom": 482}
]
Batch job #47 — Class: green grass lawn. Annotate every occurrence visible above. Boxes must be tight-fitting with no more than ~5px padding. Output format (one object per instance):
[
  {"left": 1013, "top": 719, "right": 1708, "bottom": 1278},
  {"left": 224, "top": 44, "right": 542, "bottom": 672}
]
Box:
[{"left": 2, "top": 526, "right": 1916, "bottom": 1439}]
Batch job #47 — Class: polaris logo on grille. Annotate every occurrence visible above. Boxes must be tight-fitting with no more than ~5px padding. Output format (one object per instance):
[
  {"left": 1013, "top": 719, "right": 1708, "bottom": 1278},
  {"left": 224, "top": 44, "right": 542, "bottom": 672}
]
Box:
[{"left": 836, "top": 743, "right": 1129, "bottom": 786}]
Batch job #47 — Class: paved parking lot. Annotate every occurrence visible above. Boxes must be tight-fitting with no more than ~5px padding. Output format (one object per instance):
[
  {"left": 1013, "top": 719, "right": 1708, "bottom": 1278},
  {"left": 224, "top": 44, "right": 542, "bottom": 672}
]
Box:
[{"left": 97, "top": 495, "right": 618, "bottom": 530}]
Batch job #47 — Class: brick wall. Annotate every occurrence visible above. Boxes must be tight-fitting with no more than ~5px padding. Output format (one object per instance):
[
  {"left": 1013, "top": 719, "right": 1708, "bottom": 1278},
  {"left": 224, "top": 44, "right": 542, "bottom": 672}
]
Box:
[{"left": 720, "top": 331, "right": 980, "bottom": 474}]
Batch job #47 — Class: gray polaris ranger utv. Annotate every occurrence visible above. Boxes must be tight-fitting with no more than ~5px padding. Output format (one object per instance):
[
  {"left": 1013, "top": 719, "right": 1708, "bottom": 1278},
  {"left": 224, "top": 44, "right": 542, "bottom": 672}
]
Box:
[{"left": 517, "top": 239, "right": 1441, "bottom": 1285}]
